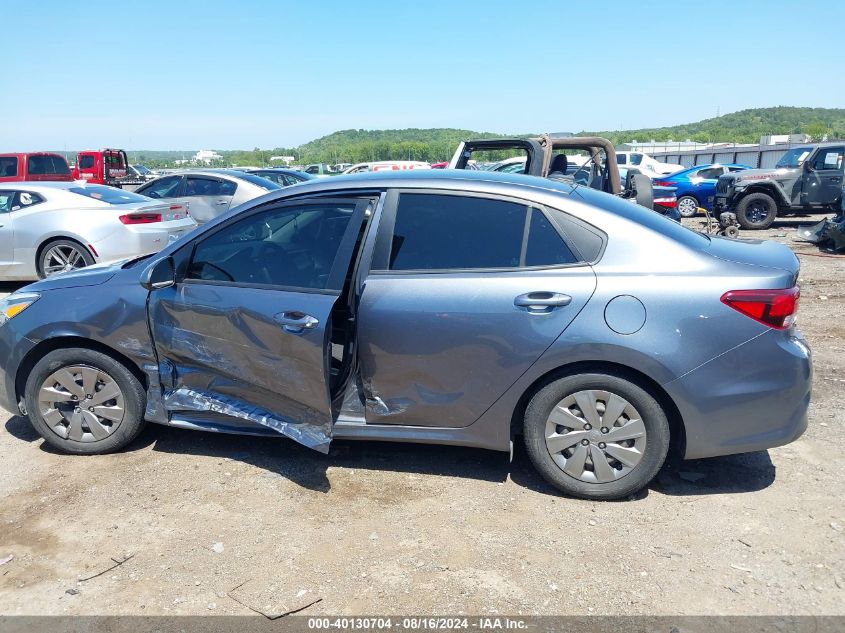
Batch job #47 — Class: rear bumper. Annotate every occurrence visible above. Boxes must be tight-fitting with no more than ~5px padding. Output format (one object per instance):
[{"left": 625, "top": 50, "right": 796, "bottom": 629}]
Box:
[{"left": 665, "top": 329, "right": 811, "bottom": 460}]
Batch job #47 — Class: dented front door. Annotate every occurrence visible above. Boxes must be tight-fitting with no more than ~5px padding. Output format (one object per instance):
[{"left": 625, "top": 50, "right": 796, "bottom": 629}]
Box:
[{"left": 147, "top": 197, "right": 370, "bottom": 452}]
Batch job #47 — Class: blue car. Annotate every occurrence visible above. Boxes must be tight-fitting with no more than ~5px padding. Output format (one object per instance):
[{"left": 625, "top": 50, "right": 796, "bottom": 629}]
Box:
[{"left": 655, "top": 164, "right": 750, "bottom": 217}]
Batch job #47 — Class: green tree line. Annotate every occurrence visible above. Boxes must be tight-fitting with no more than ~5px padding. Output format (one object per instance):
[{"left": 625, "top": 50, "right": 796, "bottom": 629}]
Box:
[{"left": 126, "top": 107, "right": 845, "bottom": 168}]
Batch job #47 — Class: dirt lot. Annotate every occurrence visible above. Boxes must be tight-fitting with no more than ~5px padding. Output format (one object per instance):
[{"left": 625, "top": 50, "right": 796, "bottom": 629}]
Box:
[{"left": 0, "top": 216, "right": 843, "bottom": 616}]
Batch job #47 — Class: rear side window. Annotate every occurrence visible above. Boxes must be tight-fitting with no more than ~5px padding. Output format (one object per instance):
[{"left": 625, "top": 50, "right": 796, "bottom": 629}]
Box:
[
  {"left": 185, "top": 177, "right": 234, "bottom": 197},
  {"left": 696, "top": 167, "right": 723, "bottom": 179},
  {"left": 381, "top": 194, "right": 583, "bottom": 272},
  {"left": 0, "top": 157, "right": 18, "bottom": 177},
  {"left": 79, "top": 156, "right": 95, "bottom": 169},
  {"left": 525, "top": 209, "right": 577, "bottom": 266},
  {"left": 27, "top": 155, "right": 70, "bottom": 175},
  {"left": 388, "top": 194, "right": 525, "bottom": 271}
]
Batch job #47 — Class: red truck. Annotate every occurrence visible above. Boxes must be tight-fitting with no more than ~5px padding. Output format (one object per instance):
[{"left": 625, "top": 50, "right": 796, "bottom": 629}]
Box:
[
  {"left": 72, "top": 148, "right": 129, "bottom": 186},
  {"left": 0, "top": 152, "right": 73, "bottom": 182}
]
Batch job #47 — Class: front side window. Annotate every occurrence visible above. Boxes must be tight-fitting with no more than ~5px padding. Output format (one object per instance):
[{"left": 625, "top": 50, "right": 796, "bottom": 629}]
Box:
[
  {"left": 617, "top": 154, "right": 627, "bottom": 165},
  {"left": 186, "top": 201, "right": 358, "bottom": 290},
  {"left": 139, "top": 176, "right": 182, "bottom": 199},
  {"left": 629, "top": 153, "right": 643, "bottom": 166},
  {"left": 0, "top": 157, "right": 18, "bottom": 177},
  {"left": 812, "top": 148, "right": 844, "bottom": 171}
]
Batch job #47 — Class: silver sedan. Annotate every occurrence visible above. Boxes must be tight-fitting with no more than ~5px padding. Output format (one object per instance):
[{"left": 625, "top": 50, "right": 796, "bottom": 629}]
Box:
[
  {"left": 134, "top": 170, "right": 280, "bottom": 224},
  {"left": 0, "top": 183, "right": 197, "bottom": 280}
]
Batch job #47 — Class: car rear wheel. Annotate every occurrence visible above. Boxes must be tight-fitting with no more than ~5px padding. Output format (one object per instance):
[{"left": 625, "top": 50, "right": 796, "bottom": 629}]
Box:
[
  {"left": 676, "top": 195, "right": 699, "bottom": 218},
  {"left": 38, "top": 239, "right": 95, "bottom": 278},
  {"left": 523, "top": 372, "right": 670, "bottom": 500},
  {"left": 736, "top": 192, "right": 778, "bottom": 229},
  {"left": 24, "top": 348, "right": 147, "bottom": 454}
]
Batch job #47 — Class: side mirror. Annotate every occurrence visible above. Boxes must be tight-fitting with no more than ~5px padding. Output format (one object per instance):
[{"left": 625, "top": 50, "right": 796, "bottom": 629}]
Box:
[
  {"left": 140, "top": 256, "right": 176, "bottom": 290},
  {"left": 804, "top": 160, "right": 814, "bottom": 171},
  {"left": 631, "top": 173, "right": 654, "bottom": 210}
]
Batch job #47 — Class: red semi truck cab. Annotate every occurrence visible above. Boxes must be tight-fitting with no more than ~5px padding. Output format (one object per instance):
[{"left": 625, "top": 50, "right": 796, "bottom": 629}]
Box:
[{"left": 72, "top": 148, "right": 129, "bottom": 186}]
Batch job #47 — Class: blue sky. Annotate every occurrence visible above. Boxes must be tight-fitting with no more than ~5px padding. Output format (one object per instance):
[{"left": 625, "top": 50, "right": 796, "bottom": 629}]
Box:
[{"left": 2, "top": 0, "right": 842, "bottom": 150}]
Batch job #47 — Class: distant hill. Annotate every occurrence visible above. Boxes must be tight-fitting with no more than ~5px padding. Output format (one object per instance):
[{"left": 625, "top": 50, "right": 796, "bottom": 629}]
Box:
[
  {"left": 126, "top": 107, "right": 845, "bottom": 167},
  {"left": 581, "top": 107, "right": 845, "bottom": 146}
]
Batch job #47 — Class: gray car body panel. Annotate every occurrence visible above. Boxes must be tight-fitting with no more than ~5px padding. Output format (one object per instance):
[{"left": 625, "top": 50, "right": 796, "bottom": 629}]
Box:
[{"left": 0, "top": 171, "right": 811, "bottom": 461}]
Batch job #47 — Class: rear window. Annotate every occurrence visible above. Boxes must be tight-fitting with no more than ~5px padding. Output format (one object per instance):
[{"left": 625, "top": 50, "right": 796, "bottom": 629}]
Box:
[
  {"left": 68, "top": 186, "right": 151, "bottom": 204},
  {"left": 27, "top": 154, "right": 71, "bottom": 175},
  {"left": 235, "top": 172, "right": 282, "bottom": 190},
  {"left": 569, "top": 186, "right": 710, "bottom": 248}
]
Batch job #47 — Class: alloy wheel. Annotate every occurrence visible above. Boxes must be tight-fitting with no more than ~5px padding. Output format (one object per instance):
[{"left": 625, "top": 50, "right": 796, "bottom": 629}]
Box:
[
  {"left": 677, "top": 196, "right": 698, "bottom": 218},
  {"left": 42, "top": 245, "right": 88, "bottom": 276},
  {"left": 38, "top": 365, "right": 125, "bottom": 442},
  {"left": 544, "top": 389, "right": 647, "bottom": 483}
]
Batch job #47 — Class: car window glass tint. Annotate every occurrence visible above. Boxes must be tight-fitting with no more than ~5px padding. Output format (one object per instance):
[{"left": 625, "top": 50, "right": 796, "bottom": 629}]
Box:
[
  {"left": 0, "top": 157, "right": 18, "bottom": 177},
  {"left": 389, "top": 194, "right": 524, "bottom": 271},
  {"left": 187, "top": 202, "right": 356, "bottom": 290},
  {"left": 142, "top": 176, "right": 181, "bottom": 199},
  {"left": 15, "top": 191, "right": 43, "bottom": 208},
  {"left": 525, "top": 209, "right": 578, "bottom": 267},
  {"left": 0, "top": 192, "right": 13, "bottom": 212},
  {"left": 813, "top": 148, "right": 844, "bottom": 171},
  {"left": 79, "top": 156, "right": 95, "bottom": 169},
  {"left": 697, "top": 167, "right": 723, "bottom": 179},
  {"left": 185, "top": 177, "right": 229, "bottom": 197},
  {"left": 28, "top": 155, "right": 69, "bottom": 175}
]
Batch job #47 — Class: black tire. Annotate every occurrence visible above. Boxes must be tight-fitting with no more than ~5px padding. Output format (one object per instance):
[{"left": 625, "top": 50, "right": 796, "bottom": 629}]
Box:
[
  {"left": 736, "top": 192, "right": 778, "bottom": 230},
  {"left": 676, "top": 195, "right": 700, "bottom": 218},
  {"left": 523, "top": 372, "right": 670, "bottom": 500},
  {"left": 37, "top": 239, "right": 95, "bottom": 279},
  {"left": 24, "top": 348, "right": 147, "bottom": 454}
]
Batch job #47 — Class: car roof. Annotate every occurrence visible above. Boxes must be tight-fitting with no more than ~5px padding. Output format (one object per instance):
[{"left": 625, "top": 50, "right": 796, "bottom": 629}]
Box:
[
  {"left": 1, "top": 181, "right": 107, "bottom": 191},
  {"left": 250, "top": 169, "right": 580, "bottom": 198}
]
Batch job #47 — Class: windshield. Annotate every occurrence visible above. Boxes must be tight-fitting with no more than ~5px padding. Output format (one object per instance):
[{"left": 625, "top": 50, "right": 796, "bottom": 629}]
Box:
[
  {"left": 68, "top": 186, "right": 151, "bottom": 204},
  {"left": 133, "top": 165, "right": 153, "bottom": 175},
  {"left": 776, "top": 147, "right": 812, "bottom": 168}
]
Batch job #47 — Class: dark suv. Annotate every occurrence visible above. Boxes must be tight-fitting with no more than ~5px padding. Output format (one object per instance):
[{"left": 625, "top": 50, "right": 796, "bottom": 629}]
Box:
[{"left": 714, "top": 143, "right": 844, "bottom": 229}]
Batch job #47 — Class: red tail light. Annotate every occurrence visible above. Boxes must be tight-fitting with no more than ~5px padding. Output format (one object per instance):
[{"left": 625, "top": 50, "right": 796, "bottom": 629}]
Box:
[
  {"left": 119, "top": 213, "right": 162, "bottom": 225},
  {"left": 653, "top": 197, "right": 677, "bottom": 208},
  {"left": 654, "top": 180, "right": 672, "bottom": 187},
  {"left": 721, "top": 287, "right": 800, "bottom": 329}
]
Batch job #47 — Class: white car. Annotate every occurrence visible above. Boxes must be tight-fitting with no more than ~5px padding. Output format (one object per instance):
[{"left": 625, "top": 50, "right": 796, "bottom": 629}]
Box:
[
  {"left": 0, "top": 183, "right": 196, "bottom": 280},
  {"left": 341, "top": 161, "right": 431, "bottom": 174},
  {"left": 134, "top": 170, "right": 280, "bottom": 224},
  {"left": 616, "top": 151, "right": 683, "bottom": 177}
]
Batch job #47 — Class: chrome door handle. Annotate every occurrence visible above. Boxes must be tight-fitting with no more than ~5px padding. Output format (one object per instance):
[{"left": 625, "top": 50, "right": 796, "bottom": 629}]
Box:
[
  {"left": 216, "top": 200, "right": 229, "bottom": 205},
  {"left": 514, "top": 292, "right": 572, "bottom": 311},
  {"left": 274, "top": 311, "right": 319, "bottom": 333}
]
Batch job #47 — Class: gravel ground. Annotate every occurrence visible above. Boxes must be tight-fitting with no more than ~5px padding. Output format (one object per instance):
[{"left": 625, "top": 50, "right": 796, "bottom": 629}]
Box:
[{"left": 0, "top": 216, "right": 843, "bottom": 616}]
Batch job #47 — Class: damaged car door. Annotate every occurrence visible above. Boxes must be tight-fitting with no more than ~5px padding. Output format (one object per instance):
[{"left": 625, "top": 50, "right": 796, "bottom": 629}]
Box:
[
  {"left": 357, "top": 191, "right": 598, "bottom": 427},
  {"left": 148, "top": 196, "right": 373, "bottom": 452}
]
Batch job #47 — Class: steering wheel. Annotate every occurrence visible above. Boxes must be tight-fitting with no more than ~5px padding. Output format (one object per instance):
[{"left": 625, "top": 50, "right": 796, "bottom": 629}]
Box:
[{"left": 257, "top": 242, "right": 293, "bottom": 285}]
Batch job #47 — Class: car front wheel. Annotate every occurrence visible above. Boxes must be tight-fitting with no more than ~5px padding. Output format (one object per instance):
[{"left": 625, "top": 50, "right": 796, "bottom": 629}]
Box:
[
  {"left": 523, "top": 372, "right": 670, "bottom": 500},
  {"left": 736, "top": 192, "right": 778, "bottom": 229},
  {"left": 24, "top": 348, "right": 147, "bottom": 454}
]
